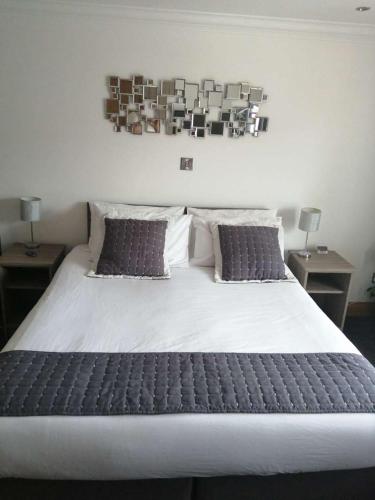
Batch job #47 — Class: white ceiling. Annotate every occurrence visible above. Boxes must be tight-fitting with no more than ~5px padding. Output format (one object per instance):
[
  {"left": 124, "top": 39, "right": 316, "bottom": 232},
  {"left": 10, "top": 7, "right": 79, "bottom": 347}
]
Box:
[{"left": 83, "top": 0, "right": 375, "bottom": 25}]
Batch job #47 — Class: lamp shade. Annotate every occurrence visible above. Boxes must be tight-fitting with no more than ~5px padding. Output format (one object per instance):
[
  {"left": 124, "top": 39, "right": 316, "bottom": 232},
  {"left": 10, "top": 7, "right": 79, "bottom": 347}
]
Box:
[
  {"left": 298, "top": 207, "right": 321, "bottom": 232},
  {"left": 20, "top": 197, "right": 41, "bottom": 222}
]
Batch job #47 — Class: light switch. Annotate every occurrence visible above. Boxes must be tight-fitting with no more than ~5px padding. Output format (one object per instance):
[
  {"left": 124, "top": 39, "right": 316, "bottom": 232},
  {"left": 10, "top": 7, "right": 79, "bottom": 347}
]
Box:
[{"left": 180, "top": 158, "right": 193, "bottom": 171}]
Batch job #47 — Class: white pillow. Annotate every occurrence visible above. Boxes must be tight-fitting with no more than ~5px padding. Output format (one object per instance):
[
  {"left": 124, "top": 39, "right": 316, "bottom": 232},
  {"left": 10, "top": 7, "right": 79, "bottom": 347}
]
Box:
[
  {"left": 89, "top": 202, "right": 185, "bottom": 268},
  {"left": 167, "top": 214, "right": 192, "bottom": 267},
  {"left": 210, "top": 220, "right": 294, "bottom": 283},
  {"left": 187, "top": 208, "right": 280, "bottom": 267},
  {"left": 187, "top": 207, "right": 278, "bottom": 219}
]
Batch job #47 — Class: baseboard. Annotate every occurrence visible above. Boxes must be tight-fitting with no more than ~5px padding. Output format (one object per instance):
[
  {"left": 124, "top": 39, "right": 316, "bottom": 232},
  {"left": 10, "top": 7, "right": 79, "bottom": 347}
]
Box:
[{"left": 347, "top": 302, "right": 375, "bottom": 317}]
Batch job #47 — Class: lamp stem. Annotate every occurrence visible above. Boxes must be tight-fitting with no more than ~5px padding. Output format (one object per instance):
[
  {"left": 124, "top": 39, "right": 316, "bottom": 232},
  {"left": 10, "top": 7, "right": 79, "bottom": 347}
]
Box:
[
  {"left": 305, "top": 231, "right": 309, "bottom": 254},
  {"left": 30, "top": 221, "right": 34, "bottom": 244}
]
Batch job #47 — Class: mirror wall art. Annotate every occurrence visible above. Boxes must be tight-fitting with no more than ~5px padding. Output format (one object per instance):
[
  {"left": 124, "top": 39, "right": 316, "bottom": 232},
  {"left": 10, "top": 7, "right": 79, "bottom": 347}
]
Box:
[{"left": 105, "top": 75, "right": 269, "bottom": 138}]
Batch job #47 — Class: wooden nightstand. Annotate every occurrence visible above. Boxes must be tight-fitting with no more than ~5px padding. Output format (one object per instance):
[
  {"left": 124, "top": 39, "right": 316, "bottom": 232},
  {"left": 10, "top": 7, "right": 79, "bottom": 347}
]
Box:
[
  {"left": 288, "top": 251, "right": 355, "bottom": 330},
  {"left": 0, "top": 243, "right": 65, "bottom": 344}
]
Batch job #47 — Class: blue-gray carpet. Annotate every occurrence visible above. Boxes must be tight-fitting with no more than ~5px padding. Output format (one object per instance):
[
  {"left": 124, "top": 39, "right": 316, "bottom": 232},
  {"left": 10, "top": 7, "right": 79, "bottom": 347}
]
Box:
[{"left": 344, "top": 316, "right": 375, "bottom": 365}]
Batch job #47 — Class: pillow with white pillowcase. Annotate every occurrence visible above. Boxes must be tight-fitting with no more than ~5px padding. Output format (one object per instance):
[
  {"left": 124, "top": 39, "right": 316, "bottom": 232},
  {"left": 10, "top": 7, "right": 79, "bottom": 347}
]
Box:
[
  {"left": 210, "top": 219, "right": 294, "bottom": 283},
  {"left": 186, "top": 207, "right": 281, "bottom": 267},
  {"left": 166, "top": 214, "right": 192, "bottom": 267},
  {"left": 88, "top": 202, "right": 187, "bottom": 271},
  {"left": 187, "top": 207, "right": 277, "bottom": 219}
]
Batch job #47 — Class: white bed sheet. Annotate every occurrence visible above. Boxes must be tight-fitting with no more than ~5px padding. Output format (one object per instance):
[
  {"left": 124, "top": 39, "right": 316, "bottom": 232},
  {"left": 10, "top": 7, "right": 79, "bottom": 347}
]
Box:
[{"left": 1, "top": 245, "right": 374, "bottom": 479}]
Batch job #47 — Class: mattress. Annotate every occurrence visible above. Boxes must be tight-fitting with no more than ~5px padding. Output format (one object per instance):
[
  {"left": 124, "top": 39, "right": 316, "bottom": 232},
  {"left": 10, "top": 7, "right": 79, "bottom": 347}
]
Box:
[{"left": 0, "top": 245, "right": 374, "bottom": 479}]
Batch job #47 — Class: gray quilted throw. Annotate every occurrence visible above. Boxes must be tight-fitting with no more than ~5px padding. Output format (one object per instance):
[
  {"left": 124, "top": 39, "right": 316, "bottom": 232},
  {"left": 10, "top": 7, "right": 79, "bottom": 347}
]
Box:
[
  {"left": 96, "top": 218, "right": 167, "bottom": 277},
  {"left": 0, "top": 351, "right": 374, "bottom": 417},
  {"left": 218, "top": 225, "right": 286, "bottom": 281}
]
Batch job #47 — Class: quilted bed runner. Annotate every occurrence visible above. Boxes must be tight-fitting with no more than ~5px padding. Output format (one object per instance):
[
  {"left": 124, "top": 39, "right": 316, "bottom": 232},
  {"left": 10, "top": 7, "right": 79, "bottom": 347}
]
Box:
[{"left": 0, "top": 350, "right": 374, "bottom": 416}]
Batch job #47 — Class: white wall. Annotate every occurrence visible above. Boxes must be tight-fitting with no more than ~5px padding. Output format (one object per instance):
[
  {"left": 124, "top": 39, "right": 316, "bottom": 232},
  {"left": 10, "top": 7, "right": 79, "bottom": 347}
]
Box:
[{"left": 0, "top": 5, "right": 375, "bottom": 300}]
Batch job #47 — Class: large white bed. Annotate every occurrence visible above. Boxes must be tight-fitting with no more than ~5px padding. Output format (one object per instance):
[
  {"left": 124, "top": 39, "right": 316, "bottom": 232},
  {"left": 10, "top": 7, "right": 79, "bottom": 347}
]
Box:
[{"left": 0, "top": 244, "right": 374, "bottom": 480}]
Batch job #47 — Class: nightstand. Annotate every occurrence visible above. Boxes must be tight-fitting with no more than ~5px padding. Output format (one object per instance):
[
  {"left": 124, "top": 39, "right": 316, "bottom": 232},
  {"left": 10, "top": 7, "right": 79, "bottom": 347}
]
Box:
[
  {"left": 288, "top": 251, "right": 354, "bottom": 330},
  {"left": 0, "top": 243, "right": 65, "bottom": 344}
]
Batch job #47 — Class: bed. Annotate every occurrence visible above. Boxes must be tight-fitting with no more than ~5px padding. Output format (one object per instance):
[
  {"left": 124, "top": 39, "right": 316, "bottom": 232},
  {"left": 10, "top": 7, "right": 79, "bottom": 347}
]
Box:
[{"left": 0, "top": 204, "right": 374, "bottom": 499}]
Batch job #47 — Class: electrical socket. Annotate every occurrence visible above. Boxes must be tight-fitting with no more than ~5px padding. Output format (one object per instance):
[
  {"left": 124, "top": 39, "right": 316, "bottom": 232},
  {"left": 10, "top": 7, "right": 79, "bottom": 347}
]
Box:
[{"left": 372, "top": 272, "right": 375, "bottom": 284}]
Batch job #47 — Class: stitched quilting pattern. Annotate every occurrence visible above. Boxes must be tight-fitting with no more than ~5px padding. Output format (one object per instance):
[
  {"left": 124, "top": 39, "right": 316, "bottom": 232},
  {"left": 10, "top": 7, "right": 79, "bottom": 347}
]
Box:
[
  {"left": 96, "top": 218, "right": 168, "bottom": 277},
  {"left": 0, "top": 351, "right": 374, "bottom": 416},
  {"left": 218, "top": 225, "right": 286, "bottom": 281}
]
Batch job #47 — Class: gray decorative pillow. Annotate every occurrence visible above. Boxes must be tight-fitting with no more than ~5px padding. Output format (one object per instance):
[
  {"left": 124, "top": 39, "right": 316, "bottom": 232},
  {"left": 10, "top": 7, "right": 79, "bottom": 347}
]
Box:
[
  {"left": 218, "top": 225, "right": 286, "bottom": 281},
  {"left": 96, "top": 218, "right": 169, "bottom": 278}
]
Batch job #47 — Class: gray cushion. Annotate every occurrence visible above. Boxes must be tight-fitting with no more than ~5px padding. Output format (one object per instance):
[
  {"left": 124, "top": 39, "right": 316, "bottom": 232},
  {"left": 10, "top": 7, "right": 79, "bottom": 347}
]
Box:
[
  {"left": 97, "top": 218, "right": 168, "bottom": 277},
  {"left": 218, "top": 225, "right": 286, "bottom": 281}
]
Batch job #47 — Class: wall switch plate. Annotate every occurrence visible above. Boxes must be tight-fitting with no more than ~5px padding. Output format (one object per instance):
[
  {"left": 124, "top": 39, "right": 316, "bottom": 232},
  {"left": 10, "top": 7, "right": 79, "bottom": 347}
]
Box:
[{"left": 180, "top": 157, "right": 193, "bottom": 171}]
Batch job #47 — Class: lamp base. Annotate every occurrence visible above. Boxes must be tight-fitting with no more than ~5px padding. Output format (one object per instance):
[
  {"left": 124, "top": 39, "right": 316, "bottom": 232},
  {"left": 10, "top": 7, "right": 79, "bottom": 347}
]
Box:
[
  {"left": 24, "top": 241, "right": 40, "bottom": 250},
  {"left": 298, "top": 249, "right": 311, "bottom": 259},
  {"left": 24, "top": 242, "right": 40, "bottom": 257}
]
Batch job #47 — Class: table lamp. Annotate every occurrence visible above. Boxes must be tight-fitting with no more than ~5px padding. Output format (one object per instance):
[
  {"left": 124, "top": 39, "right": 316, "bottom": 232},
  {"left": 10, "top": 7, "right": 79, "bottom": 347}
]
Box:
[
  {"left": 298, "top": 207, "right": 321, "bottom": 259},
  {"left": 20, "top": 197, "right": 41, "bottom": 254}
]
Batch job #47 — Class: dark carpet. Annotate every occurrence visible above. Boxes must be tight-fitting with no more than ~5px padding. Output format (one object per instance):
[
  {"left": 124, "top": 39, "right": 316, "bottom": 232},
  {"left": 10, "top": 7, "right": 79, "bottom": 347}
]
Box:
[{"left": 344, "top": 316, "right": 375, "bottom": 365}]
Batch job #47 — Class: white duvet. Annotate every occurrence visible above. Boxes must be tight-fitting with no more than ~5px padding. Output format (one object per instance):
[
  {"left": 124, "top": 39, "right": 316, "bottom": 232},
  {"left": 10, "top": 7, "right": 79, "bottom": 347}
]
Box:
[{"left": 0, "top": 245, "right": 374, "bottom": 479}]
